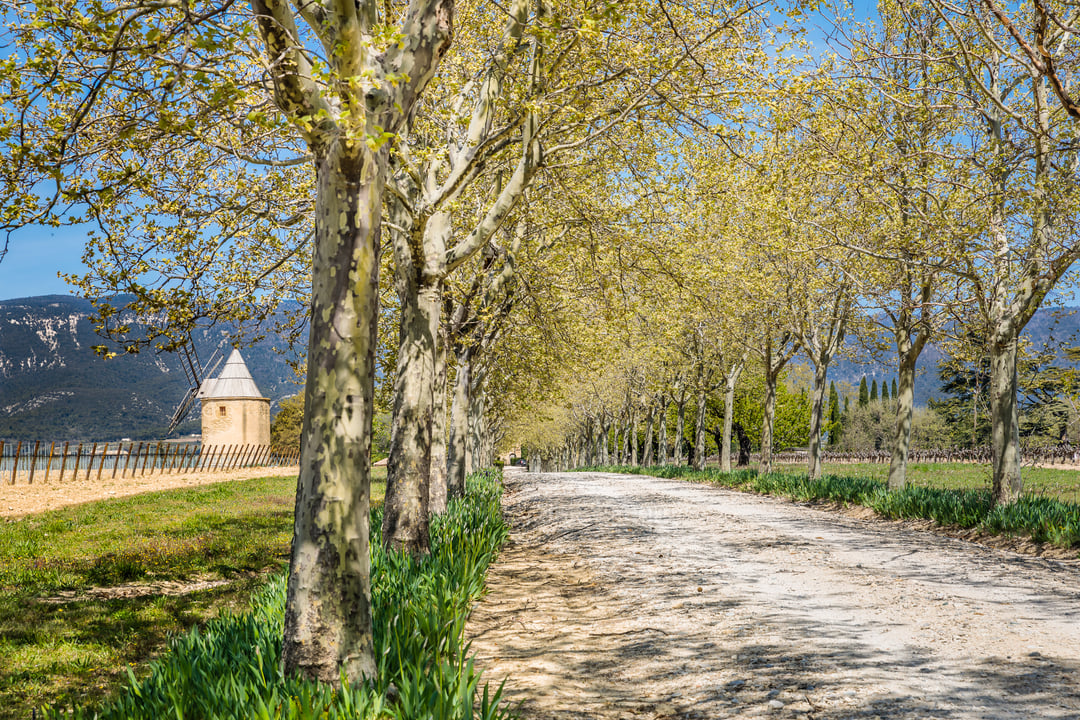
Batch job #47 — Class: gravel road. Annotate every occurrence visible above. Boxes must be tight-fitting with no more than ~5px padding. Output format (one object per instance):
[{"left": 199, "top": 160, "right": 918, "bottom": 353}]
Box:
[{"left": 466, "top": 469, "right": 1080, "bottom": 719}]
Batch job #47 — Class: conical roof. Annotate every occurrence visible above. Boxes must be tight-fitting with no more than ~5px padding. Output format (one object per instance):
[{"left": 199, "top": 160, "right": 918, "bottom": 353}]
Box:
[{"left": 197, "top": 349, "right": 265, "bottom": 399}]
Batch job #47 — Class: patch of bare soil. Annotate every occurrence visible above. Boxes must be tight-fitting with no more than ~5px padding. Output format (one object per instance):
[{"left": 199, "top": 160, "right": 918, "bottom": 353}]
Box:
[
  {"left": 0, "top": 465, "right": 299, "bottom": 518},
  {"left": 40, "top": 577, "right": 234, "bottom": 604},
  {"left": 467, "top": 469, "right": 1080, "bottom": 719}
]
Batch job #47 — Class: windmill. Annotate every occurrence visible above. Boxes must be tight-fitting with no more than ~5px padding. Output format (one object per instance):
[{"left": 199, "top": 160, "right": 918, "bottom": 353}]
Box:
[{"left": 167, "top": 339, "right": 226, "bottom": 435}]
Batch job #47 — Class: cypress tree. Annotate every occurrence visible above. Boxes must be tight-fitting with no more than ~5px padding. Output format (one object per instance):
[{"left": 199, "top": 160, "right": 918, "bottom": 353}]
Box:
[
  {"left": 881, "top": 380, "right": 890, "bottom": 401},
  {"left": 870, "top": 379, "right": 879, "bottom": 402},
  {"left": 858, "top": 377, "right": 869, "bottom": 407},
  {"left": 827, "top": 381, "right": 841, "bottom": 445},
  {"left": 892, "top": 377, "right": 898, "bottom": 398}
]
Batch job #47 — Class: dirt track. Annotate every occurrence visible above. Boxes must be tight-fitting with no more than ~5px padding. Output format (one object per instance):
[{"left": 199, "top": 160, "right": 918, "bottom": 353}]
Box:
[{"left": 466, "top": 469, "right": 1080, "bottom": 719}]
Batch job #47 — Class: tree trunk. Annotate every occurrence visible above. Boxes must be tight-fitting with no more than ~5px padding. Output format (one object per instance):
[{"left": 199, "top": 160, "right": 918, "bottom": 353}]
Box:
[
  {"left": 658, "top": 398, "right": 670, "bottom": 465},
  {"left": 642, "top": 406, "right": 654, "bottom": 466},
  {"left": 734, "top": 422, "right": 751, "bottom": 466},
  {"left": 990, "top": 333, "right": 1022, "bottom": 504},
  {"left": 721, "top": 363, "right": 743, "bottom": 472},
  {"left": 447, "top": 346, "right": 472, "bottom": 499},
  {"left": 674, "top": 393, "right": 687, "bottom": 466},
  {"left": 282, "top": 148, "right": 381, "bottom": 685},
  {"left": 630, "top": 407, "right": 639, "bottom": 465},
  {"left": 383, "top": 281, "right": 439, "bottom": 556},
  {"left": 807, "top": 361, "right": 829, "bottom": 480},
  {"left": 693, "top": 386, "right": 707, "bottom": 471},
  {"left": 467, "top": 375, "right": 486, "bottom": 471},
  {"left": 429, "top": 323, "right": 449, "bottom": 513},
  {"left": 888, "top": 337, "right": 919, "bottom": 490},
  {"left": 760, "top": 370, "right": 779, "bottom": 475}
]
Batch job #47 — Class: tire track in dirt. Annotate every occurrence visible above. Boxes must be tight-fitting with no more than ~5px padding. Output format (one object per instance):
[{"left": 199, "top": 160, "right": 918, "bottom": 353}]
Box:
[{"left": 466, "top": 469, "right": 1080, "bottom": 719}]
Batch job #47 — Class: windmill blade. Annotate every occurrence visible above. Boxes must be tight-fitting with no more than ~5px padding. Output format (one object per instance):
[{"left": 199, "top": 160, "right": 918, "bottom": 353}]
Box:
[
  {"left": 166, "top": 337, "right": 228, "bottom": 435},
  {"left": 168, "top": 387, "right": 200, "bottom": 435}
]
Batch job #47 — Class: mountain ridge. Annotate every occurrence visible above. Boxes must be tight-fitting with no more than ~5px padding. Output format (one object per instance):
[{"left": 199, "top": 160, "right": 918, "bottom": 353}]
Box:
[{"left": 0, "top": 294, "right": 305, "bottom": 441}]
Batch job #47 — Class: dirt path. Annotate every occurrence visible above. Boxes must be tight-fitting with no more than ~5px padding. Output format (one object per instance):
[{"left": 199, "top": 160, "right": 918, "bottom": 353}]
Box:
[{"left": 466, "top": 469, "right": 1080, "bottom": 719}]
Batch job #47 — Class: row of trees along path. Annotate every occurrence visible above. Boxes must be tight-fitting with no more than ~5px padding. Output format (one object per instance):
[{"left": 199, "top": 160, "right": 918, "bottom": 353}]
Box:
[{"left": 5, "top": 0, "right": 1080, "bottom": 690}]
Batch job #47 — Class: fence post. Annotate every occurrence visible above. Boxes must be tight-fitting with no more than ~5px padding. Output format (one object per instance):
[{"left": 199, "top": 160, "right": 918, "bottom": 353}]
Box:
[
  {"left": 179, "top": 445, "right": 193, "bottom": 473},
  {"left": 196, "top": 445, "right": 210, "bottom": 473},
  {"left": 84, "top": 443, "right": 97, "bottom": 481},
  {"left": 59, "top": 441, "right": 69, "bottom": 482},
  {"left": 111, "top": 443, "right": 121, "bottom": 480},
  {"left": 97, "top": 443, "right": 108, "bottom": 481},
  {"left": 27, "top": 440, "right": 40, "bottom": 485},
  {"left": 123, "top": 442, "right": 137, "bottom": 478},
  {"left": 0, "top": 441, "right": 4, "bottom": 482},
  {"left": 44, "top": 441, "right": 55, "bottom": 483},
  {"left": 139, "top": 442, "right": 151, "bottom": 476},
  {"left": 10, "top": 440, "right": 21, "bottom": 485},
  {"left": 214, "top": 444, "right": 230, "bottom": 472},
  {"left": 234, "top": 444, "right": 248, "bottom": 470},
  {"left": 73, "top": 442, "right": 84, "bottom": 481}
]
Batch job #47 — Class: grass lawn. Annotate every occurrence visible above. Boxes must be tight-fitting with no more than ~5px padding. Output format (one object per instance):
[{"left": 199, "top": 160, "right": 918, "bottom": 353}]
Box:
[
  {"left": 0, "top": 468, "right": 387, "bottom": 719},
  {"left": 773, "top": 461, "right": 1080, "bottom": 504}
]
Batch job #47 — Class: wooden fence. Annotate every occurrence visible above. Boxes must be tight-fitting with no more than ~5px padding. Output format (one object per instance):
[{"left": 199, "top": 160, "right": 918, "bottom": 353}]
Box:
[
  {"left": 769, "top": 444, "right": 1080, "bottom": 467},
  {"left": 0, "top": 441, "right": 300, "bottom": 485}
]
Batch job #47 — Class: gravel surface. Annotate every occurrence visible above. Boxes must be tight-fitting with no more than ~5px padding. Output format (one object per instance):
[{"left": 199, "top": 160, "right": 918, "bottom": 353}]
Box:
[{"left": 466, "top": 469, "right": 1080, "bottom": 719}]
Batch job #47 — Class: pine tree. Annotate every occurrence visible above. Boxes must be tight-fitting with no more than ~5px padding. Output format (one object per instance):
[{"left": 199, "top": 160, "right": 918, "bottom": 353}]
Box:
[
  {"left": 827, "top": 381, "right": 841, "bottom": 446},
  {"left": 870, "top": 379, "right": 879, "bottom": 402},
  {"left": 858, "top": 377, "right": 869, "bottom": 407}
]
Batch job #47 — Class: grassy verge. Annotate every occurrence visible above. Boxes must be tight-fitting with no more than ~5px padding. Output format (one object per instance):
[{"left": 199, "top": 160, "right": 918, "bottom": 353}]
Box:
[
  {"left": 44, "top": 468, "right": 512, "bottom": 720},
  {"left": 774, "top": 461, "right": 1080, "bottom": 505},
  {"left": 0, "top": 468, "right": 387, "bottom": 718},
  {"left": 589, "top": 464, "right": 1080, "bottom": 554}
]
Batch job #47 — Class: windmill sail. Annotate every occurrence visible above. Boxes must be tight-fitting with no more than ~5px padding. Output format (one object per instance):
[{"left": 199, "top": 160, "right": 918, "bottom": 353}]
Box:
[{"left": 167, "top": 340, "right": 225, "bottom": 435}]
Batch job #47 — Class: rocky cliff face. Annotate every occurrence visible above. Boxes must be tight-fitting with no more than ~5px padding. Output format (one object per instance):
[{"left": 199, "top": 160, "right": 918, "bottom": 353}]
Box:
[{"left": 0, "top": 295, "right": 303, "bottom": 440}]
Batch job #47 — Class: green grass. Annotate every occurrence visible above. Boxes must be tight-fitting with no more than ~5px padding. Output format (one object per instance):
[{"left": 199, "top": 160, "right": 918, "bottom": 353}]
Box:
[
  {"left": 589, "top": 464, "right": 1080, "bottom": 554},
  {"left": 0, "top": 469, "right": 388, "bottom": 718},
  {"left": 774, "top": 461, "right": 1080, "bottom": 505},
  {"left": 46, "top": 469, "right": 512, "bottom": 720}
]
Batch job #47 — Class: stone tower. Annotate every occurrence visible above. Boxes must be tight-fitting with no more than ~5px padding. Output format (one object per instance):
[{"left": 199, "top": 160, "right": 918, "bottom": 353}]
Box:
[{"left": 197, "top": 349, "right": 270, "bottom": 447}]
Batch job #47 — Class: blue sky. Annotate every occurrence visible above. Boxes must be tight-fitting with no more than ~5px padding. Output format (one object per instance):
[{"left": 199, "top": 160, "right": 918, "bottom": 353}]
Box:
[{"left": 0, "top": 225, "right": 91, "bottom": 301}]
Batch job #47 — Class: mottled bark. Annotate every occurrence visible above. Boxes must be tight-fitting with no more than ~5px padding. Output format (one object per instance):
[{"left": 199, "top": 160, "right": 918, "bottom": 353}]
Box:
[
  {"left": 990, "top": 334, "right": 1022, "bottom": 504},
  {"left": 447, "top": 345, "right": 472, "bottom": 498},
  {"left": 383, "top": 281, "right": 439, "bottom": 555},
  {"left": 282, "top": 146, "right": 382, "bottom": 685},
  {"left": 807, "top": 362, "right": 829, "bottom": 480},
  {"left": 888, "top": 351, "right": 918, "bottom": 490},
  {"left": 429, "top": 323, "right": 449, "bottom": 513}
]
